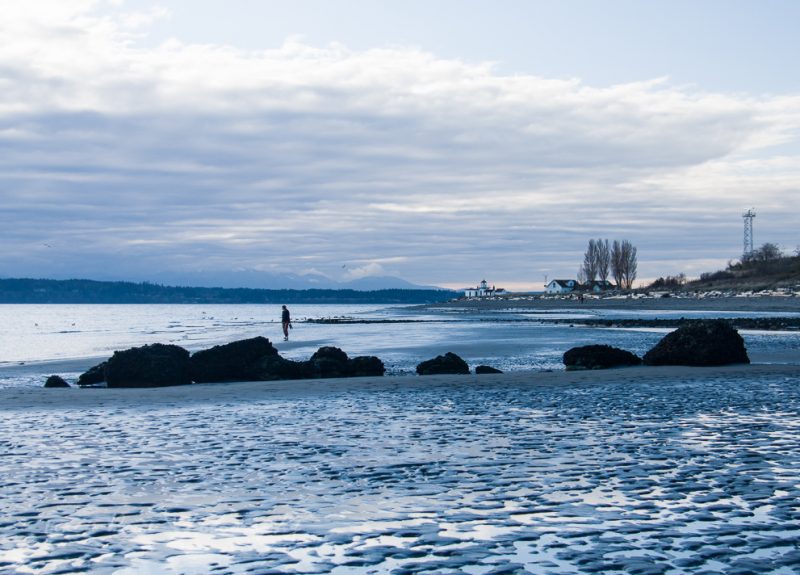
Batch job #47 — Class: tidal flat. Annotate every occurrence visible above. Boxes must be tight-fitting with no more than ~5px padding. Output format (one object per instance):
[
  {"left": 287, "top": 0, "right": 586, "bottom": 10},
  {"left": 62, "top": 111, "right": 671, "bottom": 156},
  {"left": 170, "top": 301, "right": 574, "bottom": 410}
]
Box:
[{"left": 2, "top": 365, "right": 800, "bottom": 574}]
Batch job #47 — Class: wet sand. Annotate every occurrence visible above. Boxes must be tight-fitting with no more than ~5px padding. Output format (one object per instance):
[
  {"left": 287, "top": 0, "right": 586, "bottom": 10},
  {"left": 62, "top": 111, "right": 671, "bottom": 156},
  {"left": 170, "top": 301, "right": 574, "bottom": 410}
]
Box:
[
  {"left": 3, "top": 364, "right": 800, "bottom": 574},
  {"left": 5, "top": 363, "right": 799, "bottom": 410}
]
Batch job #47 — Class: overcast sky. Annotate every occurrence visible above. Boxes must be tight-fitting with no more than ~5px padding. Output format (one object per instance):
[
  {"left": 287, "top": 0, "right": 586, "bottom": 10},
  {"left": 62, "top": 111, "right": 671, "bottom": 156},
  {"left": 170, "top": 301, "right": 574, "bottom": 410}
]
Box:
[{"left": 2, "top": 1, "right": 799, "bottom": 289}]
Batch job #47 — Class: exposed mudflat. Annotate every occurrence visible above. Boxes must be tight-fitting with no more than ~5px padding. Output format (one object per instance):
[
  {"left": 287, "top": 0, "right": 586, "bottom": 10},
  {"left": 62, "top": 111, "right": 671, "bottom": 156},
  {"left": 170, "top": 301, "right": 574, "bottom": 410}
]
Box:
[{"left": 2, "top": 365, "right": 800, "bottom": 574}]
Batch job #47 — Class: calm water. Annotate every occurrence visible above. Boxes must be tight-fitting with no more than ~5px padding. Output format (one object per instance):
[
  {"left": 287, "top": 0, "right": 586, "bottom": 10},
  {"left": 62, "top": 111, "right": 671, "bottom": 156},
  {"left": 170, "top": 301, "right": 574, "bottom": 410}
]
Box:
[{"left": 1, "top": 303, "right": 798, "bottom": 388}]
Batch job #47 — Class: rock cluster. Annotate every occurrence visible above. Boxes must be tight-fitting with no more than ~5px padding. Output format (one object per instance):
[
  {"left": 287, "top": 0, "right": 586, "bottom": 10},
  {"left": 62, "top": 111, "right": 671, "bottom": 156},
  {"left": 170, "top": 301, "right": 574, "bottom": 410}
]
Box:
[
  {"left": 57, "top": 319, "right": 752, "bottom": 388},
  {"left": 75, "top": 338, "right": 385, "bottom": 388},
  {"left": 563, "top": 345, "right": 642, "bottom": 371},
  {"left": 562, "top": 320, "right": 750, "bottom": 370}
]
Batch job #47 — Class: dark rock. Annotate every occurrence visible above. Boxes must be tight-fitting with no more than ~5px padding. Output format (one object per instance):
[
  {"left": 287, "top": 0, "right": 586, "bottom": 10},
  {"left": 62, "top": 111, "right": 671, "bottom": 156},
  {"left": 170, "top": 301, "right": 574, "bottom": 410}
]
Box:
[
  {"left": 349, "top": 356, "right": 385, "bottom": 377},
  {"left": 77, "top": 362, "right": 106, "bottom": 387},
  {"left": 306, "top": 347, "right": 385, "bottom": 379},
  {"left": 190, "top": 336, "right": 279, "bottom": 383},
  {"left": 416, "top": 352, "right": 470, "bottom": 375},
  {"left": 259, "top": 355, "right": 313, "bottom": 381},
  {"left": 105, "top": 343, "right": 191, "bottom": 388},
  {"left": 310, "top": 346, "right": 349, "bottom": 364},
  {"left": 308, "top": 346, "right": 350, "bottom": 378},
  {"left": 563, "top": 345, "right": 642, "bottom": 370},
  {"left": 312, "top": 357, "right": 351, "bottom": 378},
  {"left": 187, "top": 343, "right": 388, "bottom": 382},
  {"left": 643, "top": 320, "right": 750, "bottom": 367},
  {"left": 475, "top": 365, "right": 503, "bottom": 374},
  {"left": 44, "top": 375, "right": 70, "bottom": 388}
]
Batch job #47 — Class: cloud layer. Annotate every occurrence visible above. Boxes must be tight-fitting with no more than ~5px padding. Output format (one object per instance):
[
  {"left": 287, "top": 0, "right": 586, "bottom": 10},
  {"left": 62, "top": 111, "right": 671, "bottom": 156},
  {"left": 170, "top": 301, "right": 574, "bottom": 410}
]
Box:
[{"left": 1, "top": 2, "right": 799, "bottom": 288}]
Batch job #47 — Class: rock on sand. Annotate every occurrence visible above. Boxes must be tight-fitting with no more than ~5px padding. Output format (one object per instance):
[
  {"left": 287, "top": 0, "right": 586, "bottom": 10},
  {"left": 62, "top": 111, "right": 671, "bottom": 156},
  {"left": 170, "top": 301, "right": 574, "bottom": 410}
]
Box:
[
  {"left": 563, "top": 344, "right": 642, "bottom": 370},
  {"left": 643, "top": 319, "right": 750, "bottom": 367}
]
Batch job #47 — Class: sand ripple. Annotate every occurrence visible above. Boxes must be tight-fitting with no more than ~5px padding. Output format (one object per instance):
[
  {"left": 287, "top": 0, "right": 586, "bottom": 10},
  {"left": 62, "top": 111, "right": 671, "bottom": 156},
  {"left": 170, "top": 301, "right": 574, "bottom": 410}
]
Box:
[{"left": 2, "top": 373, "right": 800, "bottom": 574}]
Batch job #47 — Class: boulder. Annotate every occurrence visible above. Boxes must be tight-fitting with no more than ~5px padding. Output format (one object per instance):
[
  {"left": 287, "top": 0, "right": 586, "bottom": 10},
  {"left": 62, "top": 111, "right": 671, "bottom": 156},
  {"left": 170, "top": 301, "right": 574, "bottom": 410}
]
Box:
[
  {"left": 563, "top": 345, "right": 642, "bottom": 371},
  {"left": 416, "top": 352, "right": 470, "bottom": 375},
  {"left": 105, "top": 343, "right": 191, "bottom": 388},
  {"left": 312, "top": 357, "right": 351, "bottom": 378},
  {"left": 475, "top": 365, "right": 503, "bottom": 374},
  {"left": 643, "top": 320, "right": 750, "bottom": 367},
  {"left": 349, "top": 356, "right": 385, "bottom": 377},
  {"left": 44, "top": 375, "right": 70, "bottom": 388},
  {"left": 190, "top": 337, "right": 279, "bottom": 383},
  {"left": 310, "top": 346, "right": 349, "bottom": 364},
  {"left": 259, "top": 355, "right": 313, "bottom": 381},
  {"left": 308, "top": 346, "right": 350, "bottom": 378},
  {"left": 77, "top": 362, "right": 106, "bottom": 387}
]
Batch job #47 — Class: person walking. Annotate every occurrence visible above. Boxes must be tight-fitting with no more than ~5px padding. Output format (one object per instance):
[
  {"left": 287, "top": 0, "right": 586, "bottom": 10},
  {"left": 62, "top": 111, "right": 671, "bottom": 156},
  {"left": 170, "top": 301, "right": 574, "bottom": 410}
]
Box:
[{"left": 281, "top": 305, "right": 292, "bottom": 341}]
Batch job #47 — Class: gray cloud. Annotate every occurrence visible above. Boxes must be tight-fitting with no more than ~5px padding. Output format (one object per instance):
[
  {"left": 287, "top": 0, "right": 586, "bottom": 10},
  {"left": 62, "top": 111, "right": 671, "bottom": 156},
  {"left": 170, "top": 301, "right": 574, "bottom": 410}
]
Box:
[{"left": 0, "top": 4, "right": 798, "bottom": 288}]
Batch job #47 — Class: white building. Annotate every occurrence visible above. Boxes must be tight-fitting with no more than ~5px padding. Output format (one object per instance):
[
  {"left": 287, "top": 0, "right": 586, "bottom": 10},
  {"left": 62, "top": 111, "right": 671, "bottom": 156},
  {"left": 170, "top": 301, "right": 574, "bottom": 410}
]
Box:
[
  {"left": 544, "top": 279, "right": 578, "bottom": 294},
  {"left": 464, "top": 279, "right": 506, "bottom": 298},
  {"left": 583, "top": 280, "right": 616, "bottom": 293}
]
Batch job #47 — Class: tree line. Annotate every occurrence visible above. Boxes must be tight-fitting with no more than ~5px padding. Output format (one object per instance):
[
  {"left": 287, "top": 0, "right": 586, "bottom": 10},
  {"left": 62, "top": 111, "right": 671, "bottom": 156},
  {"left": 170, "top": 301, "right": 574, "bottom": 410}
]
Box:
[
  {"left": 579, "top": 239, "right": 638, "bottom": 289},
  {"left": 0, "top": 278, "right": 458, "bottom": 304}
]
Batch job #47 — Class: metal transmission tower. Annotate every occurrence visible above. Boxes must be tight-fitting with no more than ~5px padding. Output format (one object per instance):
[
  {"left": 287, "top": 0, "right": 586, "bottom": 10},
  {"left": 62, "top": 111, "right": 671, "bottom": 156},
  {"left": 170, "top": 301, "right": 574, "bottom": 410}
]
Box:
[{"left": 742, "top": 208, "right": 756, "bottom": 257}]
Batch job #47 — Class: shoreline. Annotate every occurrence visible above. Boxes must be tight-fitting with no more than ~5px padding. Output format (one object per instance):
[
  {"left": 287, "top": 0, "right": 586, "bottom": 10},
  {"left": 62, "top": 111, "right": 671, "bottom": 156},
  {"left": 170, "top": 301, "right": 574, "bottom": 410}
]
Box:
[
  {"left": 4, "top": 363, "right": 799, "bottom": 410},
  {"left": 424, "top": 294, "right": 800, "bottom": 313},
  {"left": 2, "top": 297, "right": 799, "bottom": 390}
]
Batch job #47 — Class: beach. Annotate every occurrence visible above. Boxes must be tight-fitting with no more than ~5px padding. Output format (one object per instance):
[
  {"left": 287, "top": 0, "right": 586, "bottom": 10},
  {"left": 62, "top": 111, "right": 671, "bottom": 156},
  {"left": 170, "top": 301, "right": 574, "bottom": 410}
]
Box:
[
  {"left": 3, "top": 364, "right": 800, "bottom": 574},
  {"left": 2, "top": 298, "right": 800, "bottom": 573},
  {"left": 7, "top": 1, "right": 800, "bottom": 572},
  {"left": 426, "top": 294, "right": 800, "bottom": 314},
  {"left": 4, "top": 298, "right": 800, "bottom": 390}
]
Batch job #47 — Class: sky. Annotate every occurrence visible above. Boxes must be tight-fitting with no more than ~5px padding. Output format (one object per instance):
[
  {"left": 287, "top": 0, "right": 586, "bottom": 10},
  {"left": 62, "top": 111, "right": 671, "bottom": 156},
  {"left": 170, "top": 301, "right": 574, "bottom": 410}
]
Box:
[{"left": 1, "top": 0, "right": 799, "bottom": 290}]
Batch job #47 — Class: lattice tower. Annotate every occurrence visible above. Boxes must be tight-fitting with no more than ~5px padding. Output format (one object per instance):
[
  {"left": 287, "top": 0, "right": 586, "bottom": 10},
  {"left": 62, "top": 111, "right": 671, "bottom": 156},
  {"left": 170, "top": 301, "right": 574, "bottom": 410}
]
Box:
[{"left": 742, "top": 208, "right": 756, "bottom": 257}]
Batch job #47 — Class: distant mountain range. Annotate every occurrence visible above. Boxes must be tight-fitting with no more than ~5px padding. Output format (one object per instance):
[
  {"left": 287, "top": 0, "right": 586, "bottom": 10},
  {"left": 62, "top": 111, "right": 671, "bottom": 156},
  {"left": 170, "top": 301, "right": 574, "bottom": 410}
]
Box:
[{"left": 100, "top": 270, "right": 443, "bottom": 291}]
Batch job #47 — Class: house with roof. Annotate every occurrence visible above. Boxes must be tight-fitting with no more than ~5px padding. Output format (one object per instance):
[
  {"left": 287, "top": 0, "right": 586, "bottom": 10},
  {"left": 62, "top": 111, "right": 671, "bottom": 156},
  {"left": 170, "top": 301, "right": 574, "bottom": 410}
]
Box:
[
  {"left": 583, "top": 280, "right": 616, "bottom": 293},
  {"left": 464, "top": 279, "right": 506, "bottom": 298},
  {"left": 544, "top": 279, "right": 578, "bottom": 294}
]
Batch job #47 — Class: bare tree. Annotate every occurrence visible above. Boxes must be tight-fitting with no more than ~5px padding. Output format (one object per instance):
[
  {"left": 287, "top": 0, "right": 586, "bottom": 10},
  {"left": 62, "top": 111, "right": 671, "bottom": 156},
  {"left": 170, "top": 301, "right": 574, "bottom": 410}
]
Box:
[
  {"left": 582, "top": 239, "right": 598, "bottom": 282},
  {"left": 611, "top": 240, "right": 624, "bottom": 288},
  {"left": 611, "top": 239, "right": 638, "bottom": 289},
  {"left": 596, "top": 239, "right": 610, "bottom": 282},
  {"left": 577, "top": 266, "right": 587, "bottom": 284},
  {"left": 621, "top": 240, "right": 638, "bottom": 289}
]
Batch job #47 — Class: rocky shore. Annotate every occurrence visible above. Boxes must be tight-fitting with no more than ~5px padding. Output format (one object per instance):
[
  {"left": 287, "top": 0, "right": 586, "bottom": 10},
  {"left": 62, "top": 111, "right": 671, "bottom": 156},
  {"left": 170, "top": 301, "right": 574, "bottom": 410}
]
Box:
[
  {"left": 545, "top": 316, "right": 800, "bottom": 330},
  {"left": 427, "top": 293, "right": 800, "bottom": 313},
  {"left": 39, "top": 320, "right": 756, "bottom": 388}
]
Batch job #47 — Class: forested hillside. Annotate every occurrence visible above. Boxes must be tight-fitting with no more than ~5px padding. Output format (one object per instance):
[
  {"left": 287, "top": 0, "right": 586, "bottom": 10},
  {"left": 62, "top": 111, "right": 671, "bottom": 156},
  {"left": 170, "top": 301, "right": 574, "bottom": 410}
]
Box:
[{"left": 0, "top": 278, "right": 458, "bottom": 304}]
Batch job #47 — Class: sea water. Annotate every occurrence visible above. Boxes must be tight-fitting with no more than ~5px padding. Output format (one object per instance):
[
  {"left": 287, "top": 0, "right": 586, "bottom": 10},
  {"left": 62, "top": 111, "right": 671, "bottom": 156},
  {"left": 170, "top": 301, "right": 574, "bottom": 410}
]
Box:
[{"left": 0, "top": 303, "right": 799, "bottom": 388}]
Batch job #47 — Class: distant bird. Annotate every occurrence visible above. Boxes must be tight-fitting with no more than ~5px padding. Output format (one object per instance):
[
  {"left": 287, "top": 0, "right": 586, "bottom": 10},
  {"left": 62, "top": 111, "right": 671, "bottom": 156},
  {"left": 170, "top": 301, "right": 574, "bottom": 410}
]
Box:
[{"left": 43, "top": 243, "right": 52, "bottom": 248}]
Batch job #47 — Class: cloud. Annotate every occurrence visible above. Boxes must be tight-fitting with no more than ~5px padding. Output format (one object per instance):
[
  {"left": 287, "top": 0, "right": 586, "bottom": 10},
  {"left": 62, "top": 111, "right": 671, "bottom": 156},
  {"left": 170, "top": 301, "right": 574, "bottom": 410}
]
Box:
[
  {"left": 0, "top": 2, "right": 798, "bottom": 287},
  {"left": 343, "top": 263, "right": 386, "bottom": 281}
]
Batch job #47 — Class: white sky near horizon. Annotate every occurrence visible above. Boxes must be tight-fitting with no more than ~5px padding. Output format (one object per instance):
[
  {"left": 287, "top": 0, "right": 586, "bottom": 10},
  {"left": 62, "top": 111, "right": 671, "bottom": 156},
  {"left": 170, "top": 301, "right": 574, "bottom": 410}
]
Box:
[{"left": 1, "top": 0, "right": 799, "bottom": 290}]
